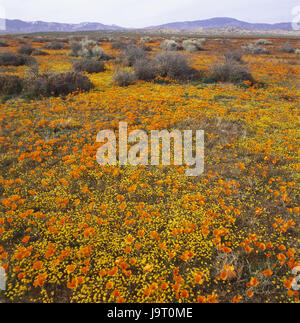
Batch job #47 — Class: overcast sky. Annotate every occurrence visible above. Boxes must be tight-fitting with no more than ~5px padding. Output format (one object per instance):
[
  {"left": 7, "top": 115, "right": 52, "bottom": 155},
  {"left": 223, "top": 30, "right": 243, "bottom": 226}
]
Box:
[{"left": 1, "top": 0, "right": 299, "bottom": 27}]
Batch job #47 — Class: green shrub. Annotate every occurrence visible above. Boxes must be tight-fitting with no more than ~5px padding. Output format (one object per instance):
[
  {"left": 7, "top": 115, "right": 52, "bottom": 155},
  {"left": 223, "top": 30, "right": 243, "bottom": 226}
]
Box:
[
  {"left": 182, "top": 39, "right": 204, "bottom": 52},
  {"left": 118, "top": 51, "right": 202, "bottom": 83},
  {"left": 280, "top": 43, "right": 295, "bottom": 53},
  {"left": 111, "top": 41, "right": 128, "bottom": 50},
  {"left": 80, "top": 46, "right": 111, "bottom": 61},
  {"left": 70, "top": 38, "right": 110, "bottom": 60},
  {"left": 154, "top": 52, "right": 199, "bottom": 81},
  {"left": 23, "top": 56, "right": 38, "bottom": 67},
  {"left": 0, "top": 52, "right": 25, "bottom": 66},
  {"left": 242, "top": 44, "right": 269, "bottom": 54},
  {"left": 0, "top": 74, "right": 23, "bottom": 95},
  {"left": 255, "top": 39, "right": 272, "bottom": 45},
  {"left": 32, "top": 49, "right": 49, "bottom": 56},
  {"left": 24, "top": 71, "right": 93, "bottom": 97},
  {"left": 120, "top": 45, "right": 146, "bottom": 67},
  {"left": 18, "top": 44, "right": 35, "bottom": 55},
  {"left": 80, "top": 38, "right": 97, "bottom": 48},
  {"left": 113, "top": 67, "right": 137, "bottom": 86},
  {"left": 209, "top": 62, "right": 254, "bottom": 84},
  {"left": 69, "top": 41, "right": 82, "bottom": 57},
  {"left": 140, "top": 37, "right": 154, "bottom": 44},
  {"left": 160, "top": 40, "right": 182, "bottom": 51},
  {"left": 225, "top": 50, "right": 243, "bottom": 63},
  {"left": 43, "top": 42, "right": 67, "bottom": 50},
  {"left": 0, "top": 41, "right": 9, "bottom": 47},
  {"left": 134, "top": 59, "right": 158, "bottom": 81},
  {"left": 39, "top": 37, "right": 56, "bottom": 43},
  {"left": 140, "top": 43, "right": 152, "bottom": 52},
  {"left": 72, "top": 59, "right": 105, "bottom": 74},
  {"left": 0, "top": 51, "right": 36, "bottom": 66}
]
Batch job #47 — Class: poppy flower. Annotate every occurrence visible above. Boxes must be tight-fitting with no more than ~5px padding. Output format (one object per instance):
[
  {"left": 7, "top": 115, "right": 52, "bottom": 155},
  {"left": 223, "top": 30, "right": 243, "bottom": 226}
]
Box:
[{"left": 263, "top": 269, "right": 273, "bottom": 277}]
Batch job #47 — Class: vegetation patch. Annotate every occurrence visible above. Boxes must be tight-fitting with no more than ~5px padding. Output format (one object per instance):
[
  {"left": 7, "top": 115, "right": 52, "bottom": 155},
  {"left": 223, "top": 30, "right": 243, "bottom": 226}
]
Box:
[
  {"left": 72, "top": 59, "right": 106, "bottom": 74},
  {"left": 24, "top": 71, "right": 94, "bottom": 98},
  {"left": 0, "top": 74, "right": 23, "bottom": 95}
]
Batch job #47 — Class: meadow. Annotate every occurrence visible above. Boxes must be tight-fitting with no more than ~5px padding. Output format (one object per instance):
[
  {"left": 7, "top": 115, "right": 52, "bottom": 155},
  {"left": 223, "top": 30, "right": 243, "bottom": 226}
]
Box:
[{"left": 0, "top": 32, "right": 299, "bottom": 303}]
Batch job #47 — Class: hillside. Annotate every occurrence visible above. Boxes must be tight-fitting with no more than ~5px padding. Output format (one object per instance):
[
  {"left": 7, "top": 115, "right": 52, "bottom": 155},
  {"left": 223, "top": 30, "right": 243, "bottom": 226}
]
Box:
[
  {"left": 0, "top": 17, "right": 294, "bottom": 34},
  {"left": 146, "top": 17, "right": 292, "bottom": 31}
]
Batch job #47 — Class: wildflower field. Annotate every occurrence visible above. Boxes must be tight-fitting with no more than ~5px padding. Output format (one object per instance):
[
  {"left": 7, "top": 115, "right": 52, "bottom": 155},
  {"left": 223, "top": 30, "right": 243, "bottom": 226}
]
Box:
[{"left": 0, "top": 33, "right": 299, "bottom": 303}]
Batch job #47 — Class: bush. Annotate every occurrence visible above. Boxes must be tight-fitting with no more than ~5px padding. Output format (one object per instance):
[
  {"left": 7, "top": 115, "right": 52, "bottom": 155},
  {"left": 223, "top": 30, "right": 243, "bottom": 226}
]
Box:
[
  {"left": 160, "top": 40, "right": 182, "bottom": 51},
  {"left": 70, "top": 38, "right": 100, "bottom": 56},
  {"left": 18, "top": 44, "right": 35, "bottom": 55},
  {"left": 80, "top": 37, "right": 97, "bottom": 48},
  {"left": 225, "top": 50, "right": 243, "bottom": 63},
  {"left": 0, "top": 52, "right": 25, "bottom": 66},
  {"left": 111, "top": 41, "right": 129, "bottom": 50},
  {"left": 0, "top": 74, "right": 23, "bottom": 95},
  {"left": 0, "top": 52, "right": 33, "bottom": 66},
  {"left": 140, "top": 43, "right": 152, "bottom": 52},
  {"left": 96, "top": 37, "right": 108, "bottom": 43},
  {"left": 70, "top": 38, "right": 110, "bottom": 60},
  {"left": 280, "top": 43, "right": 295, "bottom": 53},
  {"left": 242, "top": 44, "right": 269, "bottom": 54},
  {"left": 154, "top": 52, "right": 199, "bottom": 81},
  {"left": 117, "top": 51, "right": 202, "bottom": 83},
  {"left": 182, "top": 39, "right": 204, "bottom": 52},
  {"left": 209, "top": 62, "right": 254, "bottom": 84},
  {"left": 69, "top": 41, "right": 82, "bottom": 57},
  {"left": 255, "top": 39, "right": 272, "bottom": 45},
  {"left": 38, "top": 37, "right": 53, "bottom": 43},
  {"left": 73, "top": 59, "right": 105, "bottom": 74},
  {"left": 25, "top": 71, "right": 93, "bottom": 97},
  {"left": 23, "top": 56, "right": 38, "bottom": 67},
  {"left": 43, "top": 42, "right": 67, "bottom": 50},
  {"left": 80, "top": 46, "right": 111, "bottom": 61},
  {"left": 134, "top": 59, "right": 158, "bottom": 81},
  {"left": 31, "top": 37, "right": 52, "bottom": 43},
  {"left": 32, "top": 49, "right": 49, "bottom": 56},
  {"left": 128, "top": 38, "right": 138, "bottom": 45},
  {"left": 0, "top": 41, "right": 9, "bottom": 47},
  {"left": 113, "top": 67, "right": 137, "bottom": 86},
  {"left": 140, "top": 37, "right": 154, "bottom": 44},
  {"left": 120, "top": 45, "right": 146, "bottom": 67}
]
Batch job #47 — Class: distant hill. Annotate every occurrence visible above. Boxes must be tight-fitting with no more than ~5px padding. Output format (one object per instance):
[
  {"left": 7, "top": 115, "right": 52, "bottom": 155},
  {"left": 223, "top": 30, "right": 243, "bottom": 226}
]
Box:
[
  {"left": 0, "top": 19, "right": 124, "bottom": 33},
  {"left": 0, "top": 17, "right": 294, "bottom": 34},
  {"left": 146, "top": 17, "right": 293, "bottom": 31}
]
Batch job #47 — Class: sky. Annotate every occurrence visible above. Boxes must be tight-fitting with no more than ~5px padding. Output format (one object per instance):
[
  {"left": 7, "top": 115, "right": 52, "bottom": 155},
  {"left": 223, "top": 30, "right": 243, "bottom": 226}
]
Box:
[{"left": 0, "top": 0, "right": 299, "bottom": 28}]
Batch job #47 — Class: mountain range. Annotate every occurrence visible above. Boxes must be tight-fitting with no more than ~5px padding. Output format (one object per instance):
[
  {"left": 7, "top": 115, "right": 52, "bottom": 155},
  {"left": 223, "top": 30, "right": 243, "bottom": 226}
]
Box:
[
  {"left": 0, "top": 19, "right": 123, "bottom": 33},
  {"left": 147, "top": 17, "right": 293, "bottom": 31},
  {"left": 0, "top": 17, "right": 294, "bottom": 33}
]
